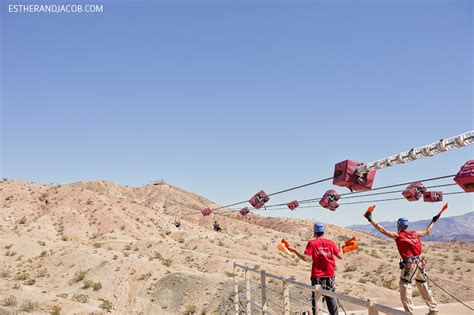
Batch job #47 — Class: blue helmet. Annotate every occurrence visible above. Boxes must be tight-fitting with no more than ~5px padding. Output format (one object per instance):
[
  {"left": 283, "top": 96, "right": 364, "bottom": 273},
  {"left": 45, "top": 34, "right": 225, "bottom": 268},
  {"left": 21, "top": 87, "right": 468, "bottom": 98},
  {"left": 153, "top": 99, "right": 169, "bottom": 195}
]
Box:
[
  {"left": 397, "top": 217, "right": 409, "bottom": 228},
  {"left": 314, "top": 223, "right": 324, "bottom": 233}
]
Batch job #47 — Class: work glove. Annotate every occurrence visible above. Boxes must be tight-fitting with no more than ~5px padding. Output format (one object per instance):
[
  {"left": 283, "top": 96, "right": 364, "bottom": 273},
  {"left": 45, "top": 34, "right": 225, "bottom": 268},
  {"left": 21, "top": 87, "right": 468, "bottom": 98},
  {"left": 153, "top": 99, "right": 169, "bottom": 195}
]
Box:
[
  {"left": 363, "top": 211, "right": 373, "bottom": 222},
  {"left": 431, "top": 214, "right": 440, "bottom": 223}
]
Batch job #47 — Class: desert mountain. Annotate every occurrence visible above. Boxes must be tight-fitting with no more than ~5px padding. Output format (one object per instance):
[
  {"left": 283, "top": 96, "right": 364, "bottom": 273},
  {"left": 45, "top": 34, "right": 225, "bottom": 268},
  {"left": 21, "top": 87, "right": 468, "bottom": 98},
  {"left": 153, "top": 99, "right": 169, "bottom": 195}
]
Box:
[
  {"left": 349, "top": 212, "right": 474, "bottom": 242},
  {"left": 0, "top": 179, "right": 473, "bottom": 314}
]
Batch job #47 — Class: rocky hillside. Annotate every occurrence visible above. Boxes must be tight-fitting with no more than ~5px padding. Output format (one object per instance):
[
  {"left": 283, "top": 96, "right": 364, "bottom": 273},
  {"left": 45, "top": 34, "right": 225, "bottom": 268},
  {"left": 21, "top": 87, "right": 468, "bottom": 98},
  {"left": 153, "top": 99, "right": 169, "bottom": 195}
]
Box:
[
  {"left": 0, "top": 179, "right": 473, "bottom": 314},
  {"left": 349, "top": 212, "right": 474, "bottom": 242}
]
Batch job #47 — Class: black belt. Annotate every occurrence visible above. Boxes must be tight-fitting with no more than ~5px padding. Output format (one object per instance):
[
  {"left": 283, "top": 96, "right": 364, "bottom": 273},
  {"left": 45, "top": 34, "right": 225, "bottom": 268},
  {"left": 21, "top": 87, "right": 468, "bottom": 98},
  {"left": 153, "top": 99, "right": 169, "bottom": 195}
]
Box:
[{"left": 403, "top": 255, "right": 421, "bottom": 264}]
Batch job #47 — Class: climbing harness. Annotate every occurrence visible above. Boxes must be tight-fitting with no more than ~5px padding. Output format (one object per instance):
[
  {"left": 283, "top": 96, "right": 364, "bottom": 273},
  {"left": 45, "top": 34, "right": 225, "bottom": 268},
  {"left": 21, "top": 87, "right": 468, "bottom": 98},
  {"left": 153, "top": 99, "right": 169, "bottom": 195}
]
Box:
[
  {"left": 402, "top": 182, "right": 426, "bottom": 201},
  {"left": 319, "top": 190, "right": 340, "bottom": 211}
]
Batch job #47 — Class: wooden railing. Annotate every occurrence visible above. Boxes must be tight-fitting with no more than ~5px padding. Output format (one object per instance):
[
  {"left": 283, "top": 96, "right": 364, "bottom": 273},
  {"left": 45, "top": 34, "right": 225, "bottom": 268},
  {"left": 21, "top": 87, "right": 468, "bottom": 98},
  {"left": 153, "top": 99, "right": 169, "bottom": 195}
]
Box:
[{"left": 233, "top": 263, "right": 408, "bottom": 315}]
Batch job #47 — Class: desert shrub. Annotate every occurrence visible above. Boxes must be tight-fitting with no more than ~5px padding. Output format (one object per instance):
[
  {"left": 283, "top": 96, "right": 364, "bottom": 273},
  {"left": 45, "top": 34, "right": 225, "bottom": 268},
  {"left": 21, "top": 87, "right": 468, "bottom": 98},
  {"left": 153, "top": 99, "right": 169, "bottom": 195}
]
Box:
[
  {"left": 15, "top": 272, "right": 29, "bottom": 280},
  {"left": 51, "top": 305, "right": 61, "bottom": 315},
  {"left": 37, "top": 241, "right": 46, "bottom": 246},
  {"left": 162, "top": 259, "right": 172, "bottom": 267},
  {"left": 19, "top": 216, "right": 27, "bottom": 224},
  {"left": 0, "top": 269, "right": 10, "bottom": 278},
  {"left": 138, "top": 272, "right": 152, "bottom": 280},
  {"left": 93, "top": 282, "right": 102, "bottom": 291},
  {"left": 344, "top": 265, "right": 357, "bottom": 272},
  {"left": 99, "top": 299, "right": 113, "bottom": 312},
  {"left": 82, "top": 279, "right": 93, "bottom": 289},
  {"left": 71, "top": 270, "right": 87, "bottom": 283},
  {"left": 152, "top": 252, "right": 162, "bottom": 260},
  {"left": 185, "top": 304, "right": 197, "bottom": 314},
  {"left": 72, "top": 294, "right": 88, "bottom": 303},
  {"left": 466, "top": 258, "right": 474, "bottom": 264},
  {"left": 454, "top": 256, "right": 462, "bottom": 262},
  {"left": 24, "top": 278, "right": 36, "bottom": 285},
  {"left": 93, "top": 242, "right": 102, "bottom": 248},
  {"left": 2, "top": 295, "right": 17, "bottom": 306},
  {"left": 224, "top": 271, "right": 235, "bottom": 277},
  {"left": 4, "top": 244, "right": 13, "bottom": 249},
  {"left": 37, "top": 268, "right": 47, "bottom": 278},
  {"left": 39, "top": 250, "right": 48, "bottom": 258},
  {"left": 358, "top": 278, "right": 367, "bottom": 284},
  {"left": 20, "top": 300, "right": 39, "bottom": 312},
  {"left": 178, "top": 238, "right": 185, "bottom": 243},
  {"left": 413, "top": 291, "right": 420, "bottom": 297},
  {"left": 5, "top": 250, "right": 16, "bottom": 256}
]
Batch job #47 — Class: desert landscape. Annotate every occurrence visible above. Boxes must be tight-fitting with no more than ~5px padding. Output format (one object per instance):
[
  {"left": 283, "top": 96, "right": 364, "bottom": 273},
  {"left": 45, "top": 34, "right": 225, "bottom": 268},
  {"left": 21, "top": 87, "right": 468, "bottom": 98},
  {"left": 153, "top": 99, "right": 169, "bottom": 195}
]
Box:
[{"left": 0, "top": 179, "right": 472, "bottom": 314}]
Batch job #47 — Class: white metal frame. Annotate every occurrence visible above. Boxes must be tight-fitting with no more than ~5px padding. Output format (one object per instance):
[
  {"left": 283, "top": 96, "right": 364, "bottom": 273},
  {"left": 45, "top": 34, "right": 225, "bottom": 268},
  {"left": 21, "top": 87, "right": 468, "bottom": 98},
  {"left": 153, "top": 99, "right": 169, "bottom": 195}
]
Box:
[
  {"left": 233, "top": 262, "right": 409, "bottom": 315},
  {"left": 356, "top": 131, "right": 474, "bottom": 175}
]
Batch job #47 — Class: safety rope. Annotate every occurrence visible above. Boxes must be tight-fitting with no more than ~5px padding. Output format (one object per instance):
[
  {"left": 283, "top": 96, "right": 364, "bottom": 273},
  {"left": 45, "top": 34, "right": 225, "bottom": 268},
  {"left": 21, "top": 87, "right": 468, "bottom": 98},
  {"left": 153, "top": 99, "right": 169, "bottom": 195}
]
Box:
[{"left": 415, "top": 262, "right": 474, "bottom": 311}]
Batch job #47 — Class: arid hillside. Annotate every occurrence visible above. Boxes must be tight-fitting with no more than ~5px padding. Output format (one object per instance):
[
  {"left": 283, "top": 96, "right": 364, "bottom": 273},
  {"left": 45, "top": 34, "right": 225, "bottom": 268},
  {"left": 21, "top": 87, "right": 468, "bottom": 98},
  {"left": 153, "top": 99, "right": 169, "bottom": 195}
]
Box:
[{"left": 0, "top": 179, "right": 473, "bottom": 314}]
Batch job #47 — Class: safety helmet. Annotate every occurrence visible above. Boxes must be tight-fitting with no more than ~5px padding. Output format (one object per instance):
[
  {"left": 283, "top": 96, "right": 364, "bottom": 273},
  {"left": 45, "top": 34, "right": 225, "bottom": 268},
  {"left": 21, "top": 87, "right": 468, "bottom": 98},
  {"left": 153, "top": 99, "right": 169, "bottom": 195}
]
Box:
[
  {"left": 314, "top": 223, "right": 324, "bottom": 233},
  {"left": 397, "top": 217, "right": 409, "bottom": 228}
]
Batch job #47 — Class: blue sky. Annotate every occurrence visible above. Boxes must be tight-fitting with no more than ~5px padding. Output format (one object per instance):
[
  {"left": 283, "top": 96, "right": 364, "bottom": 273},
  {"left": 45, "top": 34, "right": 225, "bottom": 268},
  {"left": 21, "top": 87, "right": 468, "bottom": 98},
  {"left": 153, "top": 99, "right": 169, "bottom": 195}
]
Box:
[{"left": 1, "top": 0, "right": 472, "bottom": 226}]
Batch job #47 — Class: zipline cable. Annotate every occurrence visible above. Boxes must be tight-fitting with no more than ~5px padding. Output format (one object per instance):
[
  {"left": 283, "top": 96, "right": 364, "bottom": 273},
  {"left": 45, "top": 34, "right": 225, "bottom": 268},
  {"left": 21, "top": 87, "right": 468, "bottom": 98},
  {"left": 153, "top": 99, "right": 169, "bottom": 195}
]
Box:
[
  {"left": 233, "top": 191, "right": 468, "bottom": 212},
  {"left": 295, "top": 174, "right": 457, "bottom": 205},
  {"left": 211, "top": 176, "right": 333, "bottom": 211},
  {"left": 231, "top": 181, "right": 458, "bottom": 210}
]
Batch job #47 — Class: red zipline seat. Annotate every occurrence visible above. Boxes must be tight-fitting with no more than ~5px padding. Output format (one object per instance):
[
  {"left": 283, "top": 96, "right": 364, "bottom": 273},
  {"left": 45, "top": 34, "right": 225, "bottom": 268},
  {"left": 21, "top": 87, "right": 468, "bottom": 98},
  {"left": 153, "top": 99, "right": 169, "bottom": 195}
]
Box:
[
  {"left": 319, "top": 189, "right": 340, "bottom": 211},
  {"left": 201, "top": 208, "right": 213, "bottom": 216},
  {"left": 402, "top": 182, "right": 426, "bottom": 201},
  {"left": 240, "top": 207, "right": 250, "bottom": 216},
  {"left": 423, "top": 191, "right": 443, "bottom": 203},
  {"left": 287, "top": 200, "right": 299, "bottom": 210},
  {"left": 454, "top": 160, "right": 474, "bottom": 192},
  {"left": 333, "top": 160, "right": 376, "bottom": 191},
  {"left": 249, "top": 190, "right": 270, "bottom": 209}
]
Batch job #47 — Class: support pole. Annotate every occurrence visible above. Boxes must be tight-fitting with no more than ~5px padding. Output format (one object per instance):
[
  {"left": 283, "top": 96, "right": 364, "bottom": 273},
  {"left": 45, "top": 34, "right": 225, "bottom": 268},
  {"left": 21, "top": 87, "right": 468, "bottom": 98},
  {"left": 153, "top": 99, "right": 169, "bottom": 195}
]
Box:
[
  {"left": 234, "top": 263, "right": 239, "bottom": 315},
  {"left": 246, "top": 267, "right": 252, "bottom": 315},
  {"left": 283, "top": 280, "right": 290, "bottom": 315},
  {"left": 261, "top": 270, "right": 267, "bottom": 314},
  {"left": 368, "top": 299, "right": 379, "bottom": 315}
]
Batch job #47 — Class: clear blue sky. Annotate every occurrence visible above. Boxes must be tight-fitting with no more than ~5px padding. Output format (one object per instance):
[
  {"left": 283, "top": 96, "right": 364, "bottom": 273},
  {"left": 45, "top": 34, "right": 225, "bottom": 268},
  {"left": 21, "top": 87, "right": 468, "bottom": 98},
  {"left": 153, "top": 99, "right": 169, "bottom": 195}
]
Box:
[{"left": 1, "top": 0, "right": 472, "bottom": 226}]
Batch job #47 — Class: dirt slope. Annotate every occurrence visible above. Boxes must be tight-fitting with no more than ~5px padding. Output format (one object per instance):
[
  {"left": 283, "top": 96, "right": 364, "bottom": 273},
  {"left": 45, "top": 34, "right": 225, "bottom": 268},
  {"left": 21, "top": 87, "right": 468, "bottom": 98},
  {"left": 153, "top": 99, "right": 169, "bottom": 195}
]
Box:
[{"left": 0, "top": 179, "right": 472, "bottom": 314}]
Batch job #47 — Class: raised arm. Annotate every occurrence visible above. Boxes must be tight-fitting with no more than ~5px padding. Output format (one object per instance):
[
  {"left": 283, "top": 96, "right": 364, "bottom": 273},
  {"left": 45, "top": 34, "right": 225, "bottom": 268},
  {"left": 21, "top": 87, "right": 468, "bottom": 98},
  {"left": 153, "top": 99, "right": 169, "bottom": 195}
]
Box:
[
  {"left": 370, "top": 219, "right": 398, "bottom": 239},
  {"left": 364, "top": 209, "right": 398, "bottom": 239},
  {"left": 416, "top": 220, "right": 434, "bottom": 238}
]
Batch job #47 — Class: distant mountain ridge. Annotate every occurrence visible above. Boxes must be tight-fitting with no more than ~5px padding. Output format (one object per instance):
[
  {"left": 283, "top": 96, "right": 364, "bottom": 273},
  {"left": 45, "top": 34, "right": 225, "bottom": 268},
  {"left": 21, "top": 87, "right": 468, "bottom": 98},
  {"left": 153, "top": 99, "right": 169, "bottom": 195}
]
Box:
[{"left": 348, "top": 211, "right": 474, "bottom": 242}]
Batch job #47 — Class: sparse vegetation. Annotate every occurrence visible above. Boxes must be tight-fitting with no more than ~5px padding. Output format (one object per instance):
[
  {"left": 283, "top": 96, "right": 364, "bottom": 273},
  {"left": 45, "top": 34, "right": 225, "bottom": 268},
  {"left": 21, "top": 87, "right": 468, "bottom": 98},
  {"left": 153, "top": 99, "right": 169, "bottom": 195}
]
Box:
[
  {"left": 71, "top": 270, "right": 88, "bottom": 283},
  {"left": 2, "top": 295, "right": 17, "bottom": 307},
  {"left": 99, "top": 299, "right": 113, "bottom": 312},
  {"left": 72, "top": 294, "right": 88, "bottom": 303},
  {"left": 20, "top": 300, "right": 39, "bottom": 312},
  {"left": 162, "top": 258, "right": 173, "bottom": 267},
  {"left": 185, "top": 304, "right": 197, "bottom": 314},
  {"left": 50, "top": 304, "right": 62, "bottom": 315}
]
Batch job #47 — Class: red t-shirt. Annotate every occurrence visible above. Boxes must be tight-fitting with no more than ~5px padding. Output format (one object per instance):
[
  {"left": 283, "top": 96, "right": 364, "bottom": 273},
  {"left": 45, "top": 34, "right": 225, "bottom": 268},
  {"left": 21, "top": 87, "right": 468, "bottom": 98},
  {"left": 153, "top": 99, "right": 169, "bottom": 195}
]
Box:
[
  {"left": 304, "top": 237, "right": 339, "bottom": 278},
  {"left": 395, "top": 230, "right": 422, "bottom": 260}
]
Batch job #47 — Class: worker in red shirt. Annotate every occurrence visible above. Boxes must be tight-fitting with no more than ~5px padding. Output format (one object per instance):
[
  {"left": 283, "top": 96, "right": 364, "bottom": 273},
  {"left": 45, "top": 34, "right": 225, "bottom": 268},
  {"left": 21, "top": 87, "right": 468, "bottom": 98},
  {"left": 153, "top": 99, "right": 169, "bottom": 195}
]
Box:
[
  {"left": 364, "top": 212, "right": 439, "bottom": 315},
  {"left": 289, "top": 223, "right": 342, "bottom": 315}
]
